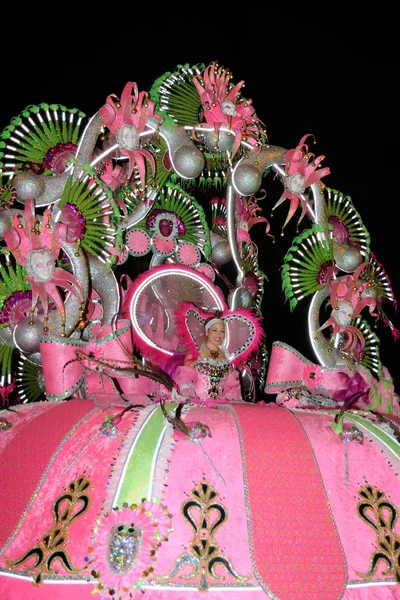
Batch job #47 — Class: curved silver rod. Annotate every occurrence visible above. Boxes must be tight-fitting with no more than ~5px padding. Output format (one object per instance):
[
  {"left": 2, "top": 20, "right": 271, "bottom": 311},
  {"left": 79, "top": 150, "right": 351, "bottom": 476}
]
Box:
[
  {"left": 148, "top": 117, "right": 205, "bottom": 180},
  {"left": 72, "top": 112, "right": 104, "bottom": 182},
  {"left": 226, "top": 176, "right": 244, "bottom": 286},
  {"left": 231, "top": 144, "right": 286, "bottom": 197},
  {"left": 0, "top": 327, "right": 13, "bottom": 347},
  {"left": 118, "top": 187, "right": 158, "bottom": 230},
  {"left": 87, "top": 254, "right": 120, "bottom": 324}
]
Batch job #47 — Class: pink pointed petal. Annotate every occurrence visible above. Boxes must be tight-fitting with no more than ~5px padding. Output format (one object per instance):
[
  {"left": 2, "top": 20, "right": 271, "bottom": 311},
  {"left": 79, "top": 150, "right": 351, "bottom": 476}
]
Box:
[
  {"left": 53, "top": 268, "right": 84, "bottom": 299},
  {"left": 44, "top": 282, "right": 65, "bottom": 322},
  {"left": 318, "top": 316, "right": 335, "bottom": 332},
  {"left": 281, "top": 195, "right": 300, "bottom": 230},
  {"left": 134, "top": 153, "right": 146, "bottom": 190},
  {"left": 306, "top": 167, "right": 331, "bottom": 186},
  {"left": 272, "top": 189, "right": 290, "bottom": 210},
  {"left": 298, "top": 133, "right": 313, "bottom": 151},
  {"left": 296, "top": 198, "right": 308, "bottom": 225}
]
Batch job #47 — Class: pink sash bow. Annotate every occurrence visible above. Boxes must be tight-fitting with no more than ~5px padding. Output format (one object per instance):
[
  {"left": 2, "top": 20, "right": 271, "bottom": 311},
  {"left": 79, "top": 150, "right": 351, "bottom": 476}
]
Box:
[
  {"left": 40, "top": 320, "right": 136, "bottom": 400},
  {"left": 264, "top": 341, "right": 348, "bottom": 396}
]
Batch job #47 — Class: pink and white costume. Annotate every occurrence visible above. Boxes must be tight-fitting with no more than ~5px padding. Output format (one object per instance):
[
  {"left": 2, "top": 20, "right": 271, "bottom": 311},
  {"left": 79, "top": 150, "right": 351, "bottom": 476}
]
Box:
[{"left": 173, "top": 351, "right": 242, "bottom": 405}]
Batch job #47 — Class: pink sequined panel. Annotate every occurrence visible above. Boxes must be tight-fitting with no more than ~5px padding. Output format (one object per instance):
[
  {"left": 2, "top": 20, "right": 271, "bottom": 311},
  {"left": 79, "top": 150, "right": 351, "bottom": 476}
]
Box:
[{"left": 234, "top": 403, "right": 347, "bottom": 600}]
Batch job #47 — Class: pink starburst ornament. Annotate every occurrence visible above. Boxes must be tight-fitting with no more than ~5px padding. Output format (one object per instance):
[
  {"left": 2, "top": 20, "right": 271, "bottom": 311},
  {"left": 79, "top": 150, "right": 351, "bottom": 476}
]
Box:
[
  {"left": 99, "top": 82, "right": 162, "bottom": 188},
  {"left": 318, "top": 262, "right": 379, "bottom": 356},
  {"left": 3, "top": 199, "right": 85, "bottom": 334},
  {"left": 272, "top": 134, "right": 331, "bottom": 232},
  {"left": 192, "top": 62, "right": 267, "bottom": 157}
]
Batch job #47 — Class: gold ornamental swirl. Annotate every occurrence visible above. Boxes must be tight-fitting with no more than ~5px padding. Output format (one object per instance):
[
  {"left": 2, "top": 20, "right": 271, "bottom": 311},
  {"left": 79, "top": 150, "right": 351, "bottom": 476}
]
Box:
[
  {"left": 357, "top": 484, "right": 400, "bottom": 582},
  {"left": 5, "top": 476, "right": 91, "bottom": 585},
  {"left": 155, "top": 481, "right": 251, "bottom": 591}
]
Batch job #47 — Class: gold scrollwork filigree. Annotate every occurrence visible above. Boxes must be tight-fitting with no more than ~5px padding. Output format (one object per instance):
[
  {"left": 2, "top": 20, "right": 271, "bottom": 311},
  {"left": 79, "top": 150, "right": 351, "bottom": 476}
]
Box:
[
  {"left": 156, "top": 481, "right": 251, "bottom": 591},
  {"left": 5, "top": 475, "right": 91, "bottom": 585},
  {"left": 357, "top": 484, "right": 400, "bottom": 583}
]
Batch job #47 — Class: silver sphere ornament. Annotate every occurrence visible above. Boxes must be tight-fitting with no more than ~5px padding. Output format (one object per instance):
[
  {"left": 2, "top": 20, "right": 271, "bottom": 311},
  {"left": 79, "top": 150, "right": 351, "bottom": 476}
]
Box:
[
  {"left": 360, "top": 285, "right": 378, "bottom": 301},
  {"left": 12, "top": 317, "right": 45, "bottom": 356},
  {"left": 210, "top": 240, "right": 232, "bottom": 265},
  {"left": 13, "top": 171, "right": 46, "bottom": 202},
  {"left": 172, "top": 146, "right": 204, "bottom": 179},
  {"left": 333, "top": 243, "right": 363, "bottom": 273},
  {"left": 232, "top": 163, "right": 262, "bottom": 196}
]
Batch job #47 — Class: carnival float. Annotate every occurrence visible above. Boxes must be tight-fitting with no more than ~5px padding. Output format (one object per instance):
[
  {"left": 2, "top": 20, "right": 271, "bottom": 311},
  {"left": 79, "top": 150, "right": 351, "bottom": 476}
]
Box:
[{"left": 0, "top": 61, "right": 399, "bottom": 599}]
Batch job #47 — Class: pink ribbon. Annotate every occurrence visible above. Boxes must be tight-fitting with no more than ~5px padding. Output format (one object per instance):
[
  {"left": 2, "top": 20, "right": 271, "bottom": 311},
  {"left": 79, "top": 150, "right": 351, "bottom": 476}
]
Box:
[
  {"left": 40, "top": 320, "right": 136, "bottom": 400},
  {"left": 264, "top": 341, "right": 348, "bottom": 396}
]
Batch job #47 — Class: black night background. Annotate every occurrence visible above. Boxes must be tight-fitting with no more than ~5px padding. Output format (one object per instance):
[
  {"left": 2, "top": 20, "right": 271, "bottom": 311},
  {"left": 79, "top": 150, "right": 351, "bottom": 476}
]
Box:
[{"left": 2, "top": 12, "right": 398, "bottom": 394}]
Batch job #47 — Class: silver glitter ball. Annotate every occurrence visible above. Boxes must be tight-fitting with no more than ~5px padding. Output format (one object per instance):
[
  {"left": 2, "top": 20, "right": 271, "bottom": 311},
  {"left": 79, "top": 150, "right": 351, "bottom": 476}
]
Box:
[
  {"left": 233, "top": 163, "right": 262, "bottom": 196},
  {"left": 172, "top": 146, "right": 204, "bottom": 179},
  {"left": 13, "top": 171, "right": 46, "bottom": 202},
  {"left": 12, "top": 318, "right": 44, "bottom": 355},
  {"left": 360, "top": 285, "right": 378, "bottom": 301},
  {"left": 210, "top": 241, "right": 232, "bottom": 265},
  {"left": 333, "top": 243, "right": 363, "bottom": 273}
]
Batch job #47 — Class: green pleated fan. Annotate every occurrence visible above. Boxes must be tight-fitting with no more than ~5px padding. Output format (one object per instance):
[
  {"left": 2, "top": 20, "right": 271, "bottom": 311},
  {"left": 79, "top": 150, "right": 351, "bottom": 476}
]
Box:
[
  {"left": 0, "top": 103, "right": 86, "bottom": 179},
  {"left": 126, "top": 182, "right": 211, "bottom": 257},
  {"left": 352, "top": 316, "right": 382, "bottom": 379},
  {"left": 150, "top": 63, "right": 205, "bottom": 127},
  {"left": 281, "top": 225, "right": 334, "bottom": 311},
  {"left": 16, "top": 356, "right": 45, "bottom": 403},
  {"left": 325, "top": 187, "right": 370, "bottom": 259},
  {"left": 59, "top": 170, "right": 119, "bottom": 263}
]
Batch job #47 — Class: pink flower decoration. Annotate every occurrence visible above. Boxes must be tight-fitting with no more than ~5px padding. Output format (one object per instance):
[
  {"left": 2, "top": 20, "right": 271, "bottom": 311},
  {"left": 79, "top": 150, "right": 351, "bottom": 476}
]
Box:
[
  {"left": 3, "top": 199, "right": 85, "bottom": 327},
  {"left": 100, "top": 158, "right": 127, "bottom": 191},
  {"left": 192, "top": 62, "right": 266, "bottom": 157},
  {"left": 99, "top": 82, "right": 160, "bottom": 188},
  {"left": 89, "top": 502, "right": 169, "bottom": 596},
  {"left": 303, "top": 364, "right": 323, "bottom": 387},
  {"left": 318, "top": 264, "right": 379, "bottom": 356},
  {"left": 272, "top": 134, "right": 330, "bottom": 231}
]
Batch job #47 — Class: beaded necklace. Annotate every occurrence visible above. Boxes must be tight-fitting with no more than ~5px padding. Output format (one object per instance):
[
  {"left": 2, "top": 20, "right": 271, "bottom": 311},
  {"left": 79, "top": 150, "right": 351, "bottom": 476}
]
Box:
[{"left": 206, "top": 345, "right": 219, "bottom": 359}]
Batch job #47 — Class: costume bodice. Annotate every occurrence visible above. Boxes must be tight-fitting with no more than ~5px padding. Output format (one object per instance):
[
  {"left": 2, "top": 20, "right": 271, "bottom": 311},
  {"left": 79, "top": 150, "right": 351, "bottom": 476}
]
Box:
[{"left": 193, "top": 357, "right": 230, "bottom": 400}]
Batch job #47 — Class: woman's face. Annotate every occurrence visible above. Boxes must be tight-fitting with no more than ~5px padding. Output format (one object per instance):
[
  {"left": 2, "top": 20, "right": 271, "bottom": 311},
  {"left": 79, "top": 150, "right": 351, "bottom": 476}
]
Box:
[{"left": 206, "top": 322, "right": 225, "bottom": 346}]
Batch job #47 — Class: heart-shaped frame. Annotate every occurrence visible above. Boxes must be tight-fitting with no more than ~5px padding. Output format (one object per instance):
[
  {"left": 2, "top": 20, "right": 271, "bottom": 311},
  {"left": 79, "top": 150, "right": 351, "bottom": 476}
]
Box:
[{"left": 175, "top": 301, "right": 265, "bottom": 368}]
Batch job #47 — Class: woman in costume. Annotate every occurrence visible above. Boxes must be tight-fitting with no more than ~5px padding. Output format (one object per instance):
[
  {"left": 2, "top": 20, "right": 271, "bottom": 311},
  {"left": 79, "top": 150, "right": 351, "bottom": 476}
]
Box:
[{"left": 172, "top": 302, "right": 265, "bottom": 406}]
